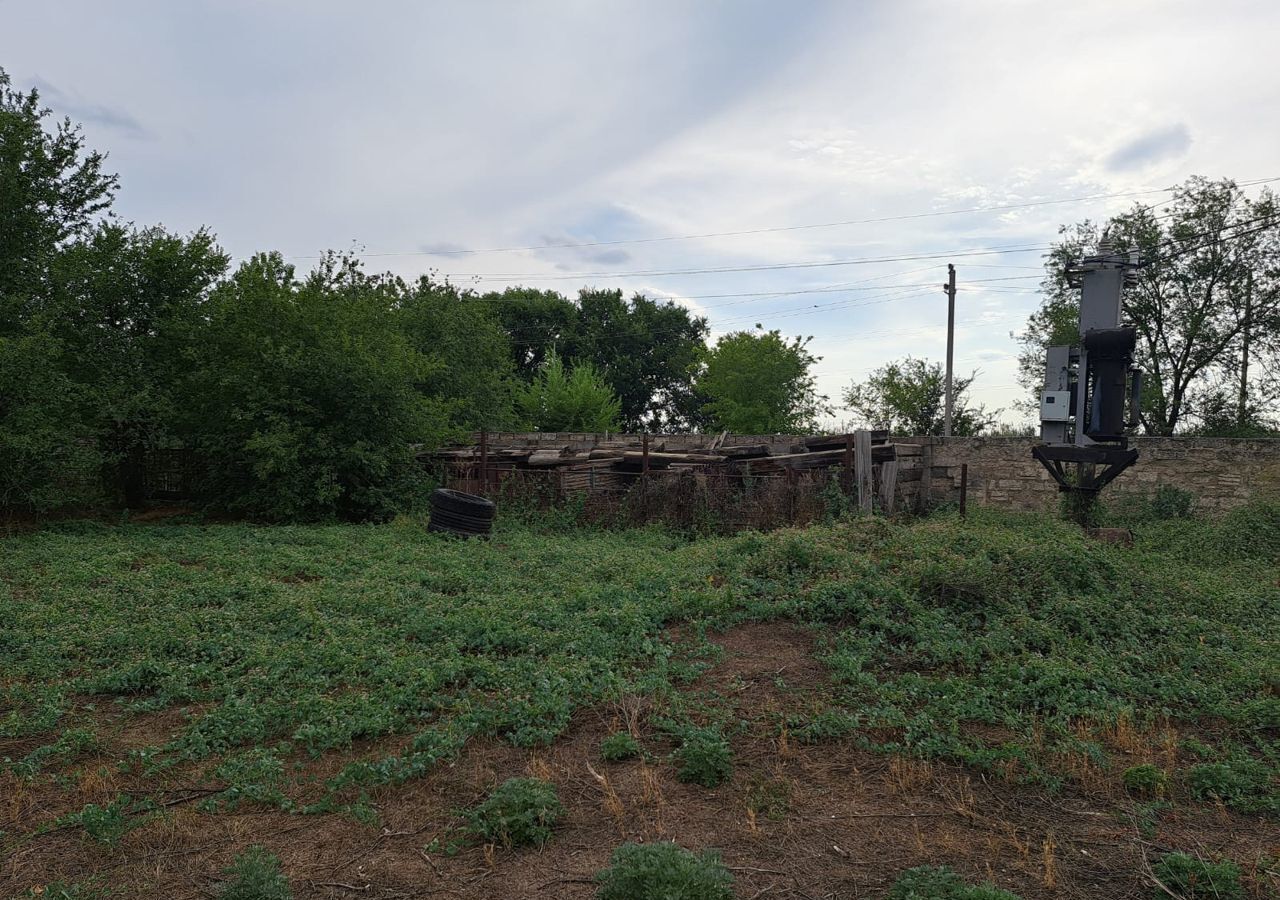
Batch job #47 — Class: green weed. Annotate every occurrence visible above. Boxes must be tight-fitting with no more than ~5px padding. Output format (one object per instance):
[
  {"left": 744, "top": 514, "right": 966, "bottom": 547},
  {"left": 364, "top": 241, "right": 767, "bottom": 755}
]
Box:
[
  {"left": 887, "top": 865, "right": 1022, "bottom": 899},
  {"left": 1122, "top": 764, "right": 1168, "bottom": 798},
  {"left": 216, "top": 845, "right": 292, "bottom": 900},
  {"left": 1152, "top": 852, "right": 1243, "bottom": 899},
  {"left": 463, "top": 777, "right": 563, "bottom": 848},
  {"left": 674, "top": 726, "right": 733, "bottom": 788},
  {"left": 595, "top": 842, "right": 733, "bottom": 900},
  {"left": 600, "top": 732, "right": 642, "bottom": 762}
]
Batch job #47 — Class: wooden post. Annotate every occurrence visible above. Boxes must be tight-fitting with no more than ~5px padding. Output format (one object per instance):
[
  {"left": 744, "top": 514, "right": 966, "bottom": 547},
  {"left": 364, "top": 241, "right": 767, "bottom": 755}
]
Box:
[
  {"left": 959, "top": 463, "right": 969, "bottom": 518},
  {"left": 641, "top": 433, "right": 650, "bottom": 520},
  {"left": 843, "top": 433, "right": 854, "bottom": 495},
  {"left": 918, "top": 437, "right": 934, "bottom": 513},
  {"left": 479, "top": 429, "right": 489, "bottom": 495},
  {"left": 854, "top": 430, "right": 874, "bottom": 514}
]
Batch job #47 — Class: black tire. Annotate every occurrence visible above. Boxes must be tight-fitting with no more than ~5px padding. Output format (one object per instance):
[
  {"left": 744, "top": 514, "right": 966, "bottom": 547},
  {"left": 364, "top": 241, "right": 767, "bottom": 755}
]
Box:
[
  {"left": 428, "top": 509, "right": 492, "bottom": 533},
  {"left": 431, "top": 488, "right": 495, "bottom": 519}
]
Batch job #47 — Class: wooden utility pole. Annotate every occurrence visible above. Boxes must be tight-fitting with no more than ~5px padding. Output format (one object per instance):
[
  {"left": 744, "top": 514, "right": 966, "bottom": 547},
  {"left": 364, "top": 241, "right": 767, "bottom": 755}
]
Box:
[
  {"left": 1239, "top": 270, "right": 1253, "bottom": 426},
  {"left": 944, "top": 263, "right": 956, "bottom": 438}
]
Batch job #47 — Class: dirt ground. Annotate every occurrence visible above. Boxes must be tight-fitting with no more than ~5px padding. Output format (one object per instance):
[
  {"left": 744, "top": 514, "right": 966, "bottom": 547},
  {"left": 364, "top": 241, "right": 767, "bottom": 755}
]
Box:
[{"left": 4, "top": 624, "right": 1278, "bottom": 899}]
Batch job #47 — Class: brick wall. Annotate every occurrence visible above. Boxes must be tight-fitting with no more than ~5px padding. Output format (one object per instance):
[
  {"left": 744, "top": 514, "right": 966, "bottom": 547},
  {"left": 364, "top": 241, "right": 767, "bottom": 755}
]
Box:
[{"left": 918, "top": 436, "right": 1280, "bottom": 513}]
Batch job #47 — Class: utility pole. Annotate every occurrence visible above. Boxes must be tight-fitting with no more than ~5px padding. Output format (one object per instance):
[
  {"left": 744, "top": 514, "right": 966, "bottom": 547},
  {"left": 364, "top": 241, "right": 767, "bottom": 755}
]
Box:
[
  {"left": 943, "top": 263, "right": 956, "bottom": 437},
  {"left": 1239, "top": 270, "right": 1253, "bottom": 426}
]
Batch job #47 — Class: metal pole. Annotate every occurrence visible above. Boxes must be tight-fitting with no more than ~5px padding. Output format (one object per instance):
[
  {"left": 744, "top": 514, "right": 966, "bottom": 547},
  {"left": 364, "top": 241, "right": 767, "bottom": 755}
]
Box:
[
  {"left": 944, "top": 263, "right": 956, "bottom": 438},
  {"left": 479, "top": 429, "right": 488, "bottom": 494}
]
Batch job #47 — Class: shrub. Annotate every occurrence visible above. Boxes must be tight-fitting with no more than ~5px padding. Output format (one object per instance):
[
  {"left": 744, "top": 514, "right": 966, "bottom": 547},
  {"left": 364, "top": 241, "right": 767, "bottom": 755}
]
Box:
[
  {"left": 887, "top": 865, "right": 1022, "bottom": 899},
  {"left": 1147, "top": 486, "right": 1195, "bottom": 520},
  {"left": 1188, "top": 759, "right": 1276, "bottom": 814},
  {"left": 595, "top": 842, "right": 733, "bottom": 900},
  {"left": 1122, "top": 764, "right": 1168, "bottom": 797},
  {"left": 600, "top": 732, "right": 641, "bottom": 762},
  {"left": 1152, "top": 852, "right": 1243, "bottom": 899},
  {"left": 217, "top": 846, "right": 291, "bottom": 900},
  {"left": 464, "top": 777, "right": 563, "bottom": 848},
  {"left": 675, "top": 727, "right": 732, "bottom": 788}
]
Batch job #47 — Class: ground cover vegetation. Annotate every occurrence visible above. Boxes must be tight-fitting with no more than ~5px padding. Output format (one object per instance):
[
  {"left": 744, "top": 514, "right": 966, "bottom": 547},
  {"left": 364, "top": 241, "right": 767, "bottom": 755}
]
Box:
[{"left": 3, "top": 502, "right": 1277, "bottom": 896}]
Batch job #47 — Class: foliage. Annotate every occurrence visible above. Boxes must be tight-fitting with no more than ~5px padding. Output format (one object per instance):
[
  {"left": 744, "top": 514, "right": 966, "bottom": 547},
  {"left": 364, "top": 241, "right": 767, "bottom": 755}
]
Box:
[
  {"left": 0, "top": 331, "right": 99, "bottom": 512},
  {"left": 48, "top": 223, "right": 229, "bottom": 504},
  {"left": 1188, "top": 759, "right": 1277, "bottom": 815},
  {"left": 397, "top": 278, "right": 521, "bottom": 430},
  {"left": 2, "top": 507, "right": 1277, "bottom": 841},
  {"left": 570, "top": 289, "right": 709, "bottom": 430},
  {"left": 1017, "top": 177, "right": 1280, "bottom": 434},
  {"left": 886, "top": 865, "right": 1022, "bottom": 899},
  {"left": 217, "top": 846, "right": 292, "bottom": 900},
  {"left": 1122, "top": 764, "right": 1168, "bottom": 797},
  {"left": 0, "top": 68, "right": 118, "bottom": 513},
  {"left": 178, "top": 253, "right": 448, "bottom": 521},
  {"left": 843, "top": 356, "right": 997, "bottom": 436},
  {"left": 600, "top": 732, "right": 642, "bottom": 762},
  {"left": 463, "top": 777, "right": 563, "bottom": 848},
  {"left": 696, "top": 329, "right": 829, "bottom": 433},
  {"left": 0, "top": 67, "right": 117, "bottom": 318},
  {"left": 674, "top": 726, "right": 733, "bottom": 787},
  {"left": 1151, "top": 852, "right": 1243, "bottom": 900},
  {"left": 21, "top": 882, "right": 110, "bottom": 899},
  {"left": 595, "top": 842, "right": 733, "bottom": 900},
  {"left": 518, "top": 350, "right": 621, "bottom": 432}
]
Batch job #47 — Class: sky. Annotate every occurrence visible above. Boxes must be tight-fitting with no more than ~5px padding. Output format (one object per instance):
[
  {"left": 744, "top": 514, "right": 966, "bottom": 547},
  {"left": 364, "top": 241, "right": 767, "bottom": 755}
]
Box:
[{"left": 5, "top": 0, "right": 1279, "bottom": 427}]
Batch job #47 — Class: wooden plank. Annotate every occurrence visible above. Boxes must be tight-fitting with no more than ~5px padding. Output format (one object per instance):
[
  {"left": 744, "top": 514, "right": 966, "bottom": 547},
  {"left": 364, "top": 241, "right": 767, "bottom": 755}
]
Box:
[
  {"left": 855, "top": 430, "right": 874, "bottom": 513},
  {"left": 879, "top": 458, "right": 898, "bottom": 513}
]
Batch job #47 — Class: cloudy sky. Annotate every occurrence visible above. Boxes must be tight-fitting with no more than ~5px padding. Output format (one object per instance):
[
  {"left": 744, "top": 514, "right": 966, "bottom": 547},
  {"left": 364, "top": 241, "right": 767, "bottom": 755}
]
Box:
[{"left": 7, "top": 0, "right": 1279, "bottom": 426}]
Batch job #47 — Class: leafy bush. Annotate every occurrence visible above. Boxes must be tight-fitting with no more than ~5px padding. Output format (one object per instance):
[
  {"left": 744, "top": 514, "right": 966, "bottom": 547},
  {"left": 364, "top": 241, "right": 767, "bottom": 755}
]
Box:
[
  {"left": 178, "top": 253, "right": 448, "bottom": 522},
  {"left": 675, "top": 727, "right": 733, "bottom": 788},
  {"left": 1147, "top": 486, "right": 1196, "bottom": 520},
  {"left": 887, "top": 865, "right": 1022, "bottom": 899},
  {"left": 1152, "top": 852, "right": 1243, "bottom": 899},
  {"left": 1188, "top": 759, "right": 1276, "bottom": 814},
  {"left": 217, "top": 845, "right": 291, "bottom": 900},
  {"left": 464, "top": 777, "right": 563, "bottom": 848},
  {"left": 1122, "top": 764, "right": 1168, "bottom": 797},
  {"left": 600, "top": 732, "right": 641, "bottom": 762},
  {"left": 595, "top": 842, "right": 733, "bottom": 900}
]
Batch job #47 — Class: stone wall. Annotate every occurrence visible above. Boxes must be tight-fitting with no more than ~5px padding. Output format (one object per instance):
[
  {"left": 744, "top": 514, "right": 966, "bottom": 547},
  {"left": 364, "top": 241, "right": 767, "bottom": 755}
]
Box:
[{"left": 918, "top": 436, "right": 1280, "bottom": 513}]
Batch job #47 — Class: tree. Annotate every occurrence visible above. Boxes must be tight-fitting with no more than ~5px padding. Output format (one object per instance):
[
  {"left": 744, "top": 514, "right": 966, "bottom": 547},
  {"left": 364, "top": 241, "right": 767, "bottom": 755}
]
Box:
[
  {"left": 0, "top": 68, "right": 118, "bottom": 512},
  {"left": 48, "top": 223, "right": 229, "bottom": 504},
  {"left": 518, "top": 350, "right": 621, "bottom": 432},
  {"left": 570, "top": 289, "right": 709, "bottom": 430},
  {"left": 843, "top": 356, "right": 996, "bottom": 436},
  {"left": 490, "top": 286, "right": 709, "bottom": 430},
  {"left": 695, "top": 329, "right": 829, "bottom": 433},
  {"left": 177, "top": 253, "right": 449, "bottom": 521},
  {"left": 397, "top": 279, "right": 520, "bottom": 430},
  {"left": 0, "top": 68, "right": 118, "bottom": 326},
  {"left": 1017, "top": 177, "right": 1280, "bottom": 434}
]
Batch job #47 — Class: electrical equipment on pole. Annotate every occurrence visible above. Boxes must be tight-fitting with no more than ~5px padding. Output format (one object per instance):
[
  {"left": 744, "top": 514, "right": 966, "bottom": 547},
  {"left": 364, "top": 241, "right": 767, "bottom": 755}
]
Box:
[{"left": 1031, "top": 241, "right": 1143, "bottom": 498}]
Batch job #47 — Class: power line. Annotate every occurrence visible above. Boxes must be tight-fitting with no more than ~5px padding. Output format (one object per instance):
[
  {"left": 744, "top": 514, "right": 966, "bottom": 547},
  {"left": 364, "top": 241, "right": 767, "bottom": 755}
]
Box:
[
  {"left": 284, "top": 176, "right": 1280, "bottom": 260},
  {"left": 449, "top": 242, "right": 1055, "bottom": 282}
]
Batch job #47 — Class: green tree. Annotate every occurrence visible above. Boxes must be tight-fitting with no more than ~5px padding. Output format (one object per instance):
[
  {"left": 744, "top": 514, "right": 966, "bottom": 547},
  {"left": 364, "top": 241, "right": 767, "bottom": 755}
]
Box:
[
  {"left": 488, "top": 286, "right": 581, "bottom": 379},
  {"left": 0, "top": 68, "right": 118, "bottom": 325},
  {"left": 695, "top": 329, "right": 829, "bottom": 433},
  {"left": 48, "top": 223, "right": 228, "bottom": 504},
  {"left": 1017, "top": 177, "right": 1280, "bottom": 434},
  {"left": 397, "top": 278, "right": 520, "bottom": 430},
  {"left": 518, "top": 350, "right": 621, "bottom": 432},
  {"left": 178, "top": 253, "right": 448, "bottom": 521},
  {"left": 571, "top": 288, "right": 709, "bottom": 430},
  {"left": 0, "top": 68, "right": 119, "bottom": 512},
  {"left": 843, "top": 356, "right": 995, "bottom": 436}
]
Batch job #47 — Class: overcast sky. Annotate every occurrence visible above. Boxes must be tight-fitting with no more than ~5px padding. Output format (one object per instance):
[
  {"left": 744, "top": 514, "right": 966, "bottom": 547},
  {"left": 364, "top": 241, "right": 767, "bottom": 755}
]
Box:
[{"left": 6, "top": 0, "right": 1279, "bottom": 426}]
